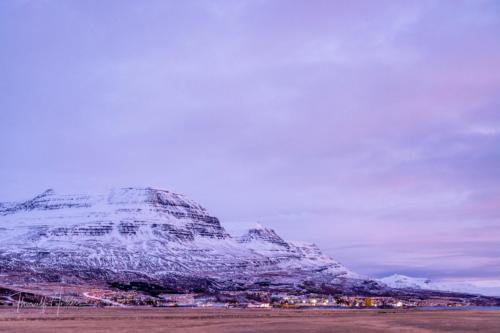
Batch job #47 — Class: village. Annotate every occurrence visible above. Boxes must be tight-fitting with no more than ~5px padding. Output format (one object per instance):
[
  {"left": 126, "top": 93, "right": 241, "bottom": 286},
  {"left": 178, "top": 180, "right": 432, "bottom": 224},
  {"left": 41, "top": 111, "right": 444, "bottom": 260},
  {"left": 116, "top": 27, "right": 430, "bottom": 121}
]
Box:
[
  {"left": 0, "top": 282, "right": 479, "bottom": 310},
  {"left": 55, "top": 289, "right": 471, "bottom": 309}
]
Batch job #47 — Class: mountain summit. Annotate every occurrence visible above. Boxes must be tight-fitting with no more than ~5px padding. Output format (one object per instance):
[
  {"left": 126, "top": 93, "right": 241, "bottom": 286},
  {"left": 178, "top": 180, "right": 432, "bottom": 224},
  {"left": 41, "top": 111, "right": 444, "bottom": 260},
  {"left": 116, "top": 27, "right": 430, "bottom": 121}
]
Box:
[{"left": 0, "top": 187, "right": 383, "bottom": 294}]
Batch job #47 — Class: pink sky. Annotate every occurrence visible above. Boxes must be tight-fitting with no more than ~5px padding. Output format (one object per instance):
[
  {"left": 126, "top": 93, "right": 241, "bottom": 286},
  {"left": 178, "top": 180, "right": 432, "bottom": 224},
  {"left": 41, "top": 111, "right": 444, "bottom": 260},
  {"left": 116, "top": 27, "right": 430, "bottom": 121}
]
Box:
[{"left": 1, "top": 0, "right": 500, "bottom": 284}]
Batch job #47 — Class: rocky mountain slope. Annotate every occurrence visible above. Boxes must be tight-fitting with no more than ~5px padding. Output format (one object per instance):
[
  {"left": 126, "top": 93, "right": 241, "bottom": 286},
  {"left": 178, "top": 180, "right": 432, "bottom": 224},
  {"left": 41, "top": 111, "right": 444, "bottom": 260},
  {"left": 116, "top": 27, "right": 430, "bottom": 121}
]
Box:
[{"left": 0, "top": 187, "right": 385, "bottom": 294}]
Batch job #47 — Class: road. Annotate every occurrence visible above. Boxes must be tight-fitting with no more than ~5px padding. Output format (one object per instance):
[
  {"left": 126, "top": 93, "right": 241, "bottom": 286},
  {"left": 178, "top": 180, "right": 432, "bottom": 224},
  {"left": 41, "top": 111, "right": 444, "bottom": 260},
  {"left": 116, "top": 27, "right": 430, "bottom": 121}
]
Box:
[{"left": 82, "top": 292, "right": 125, "bottom": 307}]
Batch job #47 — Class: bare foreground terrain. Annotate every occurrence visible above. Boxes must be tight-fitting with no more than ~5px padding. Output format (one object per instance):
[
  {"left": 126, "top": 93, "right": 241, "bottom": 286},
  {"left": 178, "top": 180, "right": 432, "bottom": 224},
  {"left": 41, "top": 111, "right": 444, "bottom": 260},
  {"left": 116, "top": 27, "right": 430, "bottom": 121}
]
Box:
[{"left": 0, "top": 308, "right": 499, "bottom": 333}]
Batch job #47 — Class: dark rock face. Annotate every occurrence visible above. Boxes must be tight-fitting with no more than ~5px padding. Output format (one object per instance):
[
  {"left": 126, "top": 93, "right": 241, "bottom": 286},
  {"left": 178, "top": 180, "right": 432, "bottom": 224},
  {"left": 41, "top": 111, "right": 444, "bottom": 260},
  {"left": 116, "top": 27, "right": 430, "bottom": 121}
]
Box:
[
  {"left": 49, "top": 224, "right": 115, "bottom": 237},
  {"left": 0, "top": 187, "right": 384, "bottom": 295}
]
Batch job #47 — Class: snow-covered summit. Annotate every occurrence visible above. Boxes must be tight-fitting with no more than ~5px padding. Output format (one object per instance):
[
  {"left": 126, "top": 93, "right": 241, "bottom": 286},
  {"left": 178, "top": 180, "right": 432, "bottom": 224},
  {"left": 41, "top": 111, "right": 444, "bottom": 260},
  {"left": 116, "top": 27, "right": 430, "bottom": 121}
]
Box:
[
  {"left": 380, "top": 274, "right": 500, "bottom": 296},
  {"left": 239, "top": 226, "right": 290, "bottom": 247},
  {"left": 0, "top": 187, "right": 229, "bottom": 240},
  {"left": 380, "top": 274, "right": 432, "bottom": 289},
  {"left": 2, "top": 187, "right": 212, "bottom": 218}
]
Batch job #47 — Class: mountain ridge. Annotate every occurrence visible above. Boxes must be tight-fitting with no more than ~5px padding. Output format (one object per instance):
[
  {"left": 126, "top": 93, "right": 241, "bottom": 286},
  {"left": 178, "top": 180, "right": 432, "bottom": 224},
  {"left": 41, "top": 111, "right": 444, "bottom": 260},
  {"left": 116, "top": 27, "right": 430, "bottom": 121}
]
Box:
[
  {"left": 380, "top": 274, "right": 500, "bottom": 297},
  {"left": 0, "top": 187, "right": 378, "bottom": 294}
]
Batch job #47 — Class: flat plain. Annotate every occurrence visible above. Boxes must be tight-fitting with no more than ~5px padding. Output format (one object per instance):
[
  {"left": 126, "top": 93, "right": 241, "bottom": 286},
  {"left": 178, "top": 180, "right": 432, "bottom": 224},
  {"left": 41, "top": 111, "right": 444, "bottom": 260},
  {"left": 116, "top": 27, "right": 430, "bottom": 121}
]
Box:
[{"left": 0, "top": 307, "right": 499, "bottom": 333}]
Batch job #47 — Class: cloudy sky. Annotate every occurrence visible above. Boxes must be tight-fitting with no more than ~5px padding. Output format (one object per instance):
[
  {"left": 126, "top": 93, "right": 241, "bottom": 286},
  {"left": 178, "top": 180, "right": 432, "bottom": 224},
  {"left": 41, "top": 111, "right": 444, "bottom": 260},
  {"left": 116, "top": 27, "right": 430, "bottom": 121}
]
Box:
[{"left": 1, "top": 0, "right": 500, "bottom": 286}]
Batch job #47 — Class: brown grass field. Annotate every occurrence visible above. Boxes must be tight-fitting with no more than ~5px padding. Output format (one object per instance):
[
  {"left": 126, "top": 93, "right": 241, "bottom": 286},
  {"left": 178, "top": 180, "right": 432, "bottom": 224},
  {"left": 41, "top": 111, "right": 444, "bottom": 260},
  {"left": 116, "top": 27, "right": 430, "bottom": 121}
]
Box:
[{"left": 0, "top": 307, "right": 499, "bottom": 333}]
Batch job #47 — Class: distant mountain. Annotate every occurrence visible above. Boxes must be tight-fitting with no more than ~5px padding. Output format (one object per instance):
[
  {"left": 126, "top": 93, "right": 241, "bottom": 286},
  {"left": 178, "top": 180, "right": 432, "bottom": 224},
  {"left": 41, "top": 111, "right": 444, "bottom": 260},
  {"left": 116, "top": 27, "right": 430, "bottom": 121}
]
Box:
[
  {"left": 0, "top": 187, "right": 384, "bottom": 294},
  {"left": 380, "top": 274, "right": 500, "bottom": 297}
]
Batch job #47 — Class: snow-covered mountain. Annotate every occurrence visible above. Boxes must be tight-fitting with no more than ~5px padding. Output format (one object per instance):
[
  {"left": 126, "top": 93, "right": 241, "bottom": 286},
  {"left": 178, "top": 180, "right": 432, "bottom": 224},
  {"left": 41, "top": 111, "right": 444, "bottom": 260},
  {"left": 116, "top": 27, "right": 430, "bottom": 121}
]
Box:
[
  {"left": 380, "top": 274, "right": 500, "bottom": 297},
  {"left": 0, "top": 187, "right": 382, "bottom": 294}
]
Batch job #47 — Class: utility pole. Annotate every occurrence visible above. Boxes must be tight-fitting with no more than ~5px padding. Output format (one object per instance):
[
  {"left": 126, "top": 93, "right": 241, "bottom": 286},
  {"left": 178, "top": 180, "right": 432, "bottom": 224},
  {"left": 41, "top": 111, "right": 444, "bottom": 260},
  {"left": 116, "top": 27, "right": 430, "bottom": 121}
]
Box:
[
  {"left": 41, "top": 297, "right": 46, "bottom": 314},
  {"left": 16, "top": 293, "right": 21, "bottom": 314},
  {"left": 57, "top": 287, "right": 62, "bottom": 317}
]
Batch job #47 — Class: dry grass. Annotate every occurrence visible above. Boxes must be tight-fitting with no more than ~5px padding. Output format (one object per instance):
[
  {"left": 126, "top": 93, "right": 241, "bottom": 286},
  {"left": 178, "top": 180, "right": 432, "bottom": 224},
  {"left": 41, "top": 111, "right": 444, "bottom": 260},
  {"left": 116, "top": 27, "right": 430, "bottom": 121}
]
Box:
[{"left": 0, "top": 307, "right": 499, "bottom": 332}]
